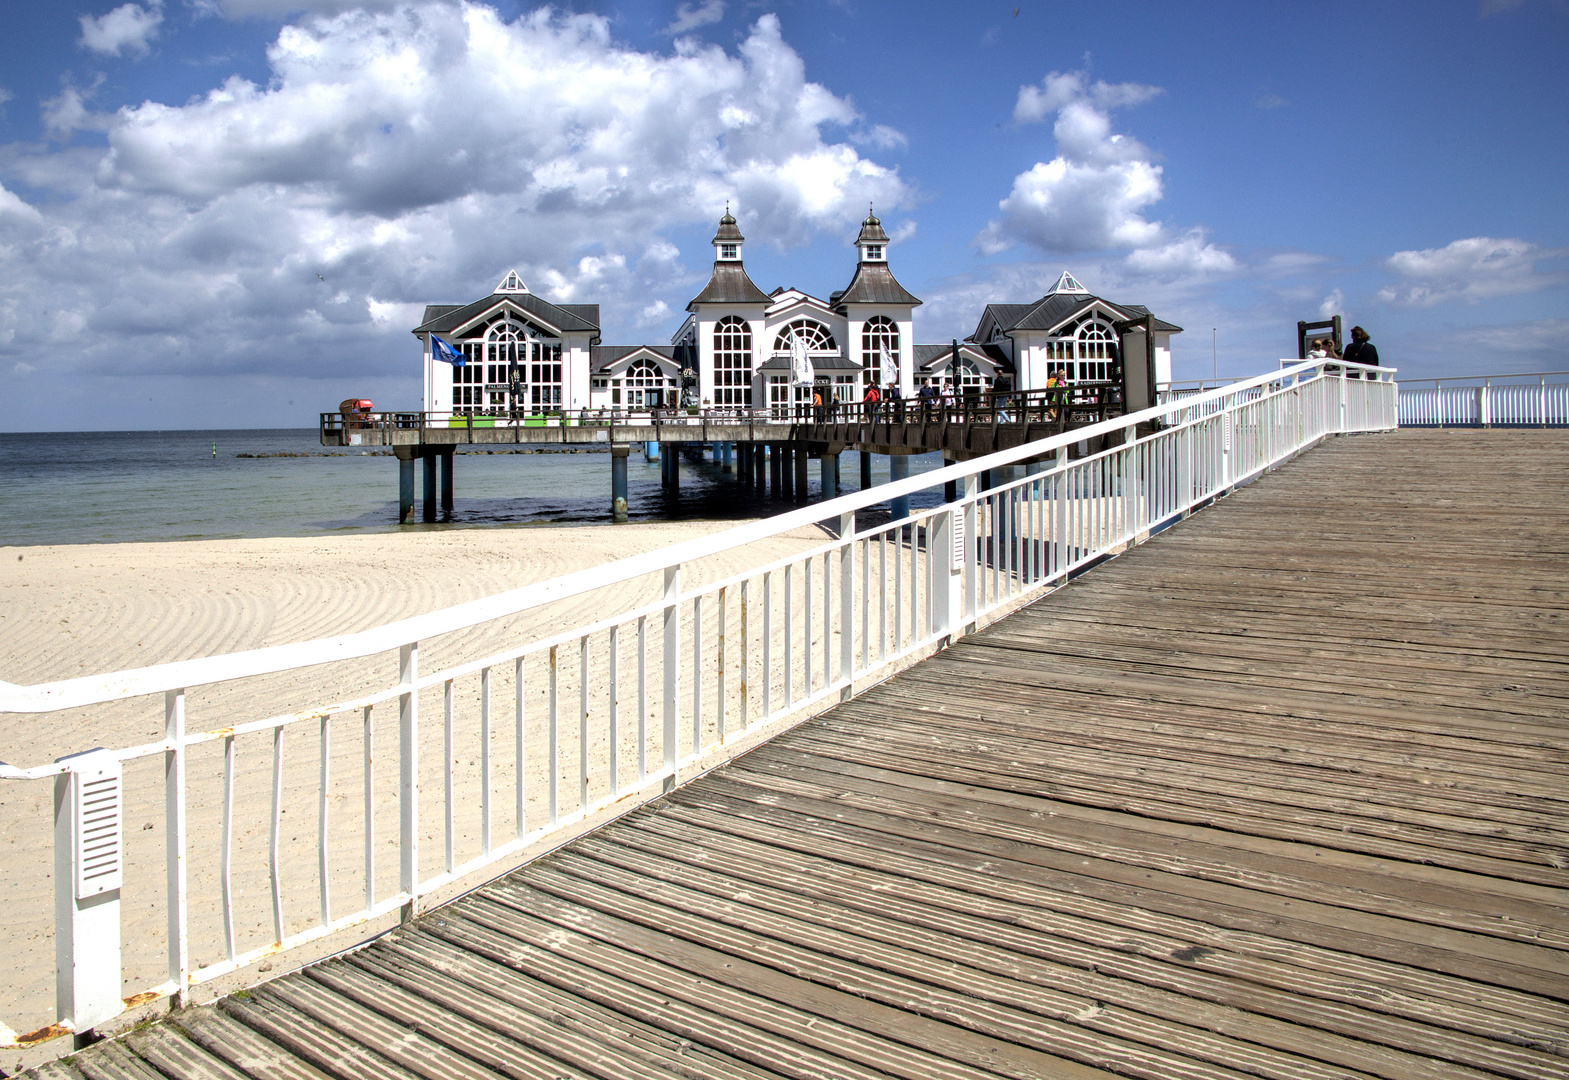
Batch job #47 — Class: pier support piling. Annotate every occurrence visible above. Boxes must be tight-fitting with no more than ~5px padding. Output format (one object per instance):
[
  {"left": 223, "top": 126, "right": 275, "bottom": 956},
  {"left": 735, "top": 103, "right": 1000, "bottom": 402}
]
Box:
[
  {"left": 944, "top": 456, "right": 958, "bottom": 503},
  {"left": 889, "top": 453, "right": 910, "bottom": 522},
  {"left": 397, "top": 452, "right": 415, "bottom": 523},
  {"left": 611, "top": 446, "right": 629, "bottom": 522},
  {"left": 422, "top": 453, "right": 438, "bottom": 522},
  {"left": 794, "top": 445, "right": 808, "bottom": 503},
  {"left": 820, "top": 451, "right": 838, "bottom": 500},
  {"left": 439, "top": 450, "right": 454, "bottom": 518},
  {"left": 860, "top": 450, "right": 872, "bottom": 491},
  {"left": 770, "top": 443, "right": 783, "bottom": 496}
]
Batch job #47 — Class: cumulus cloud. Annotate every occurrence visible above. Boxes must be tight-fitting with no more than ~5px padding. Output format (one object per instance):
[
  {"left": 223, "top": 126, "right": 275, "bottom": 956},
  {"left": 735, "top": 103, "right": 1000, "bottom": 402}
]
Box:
[
  {"left": 1318, "top": 288, "right": 1344, "bottom": 318},
  {"left": 983, "top": 75, "right": 1160, "bottom": 250},
  {"left": 0, "top": 4, "right": 910, "bottom": 424},
  {"left": 79, "top": 1, "right": 164, "bottom": 58},
  {"left": 665, "top": 0, "right": 725, "bottom": 35},
  {"left": 979, "top": 70, "right": 1233, "bottom": 280},
  {"left": 1375, "top": 237, "right": 1567, "bottom": 306}
]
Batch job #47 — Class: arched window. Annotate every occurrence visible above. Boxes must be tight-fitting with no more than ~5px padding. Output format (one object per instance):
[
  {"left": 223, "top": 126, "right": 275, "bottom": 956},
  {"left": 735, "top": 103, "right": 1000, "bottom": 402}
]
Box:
[
  {"left": 772, "top": 319, "right": 836, "bottom": 354},
  {"left": 1074, "top": 319, "right": 1116, "bottom": 382},
  {"left": 615, "top": 357, "right": 672, "bottom": 408},
  {"left": 463, "top": 317, "right": 562, "bottom": 413},
  {"left": 713, "top": 316, "right": 752, "bottom": 406},
  {"left": 948, "top": 356, "right": 984, "bottom": 395},
  {"left": 860, "top": 316, "right": 899, "bottom": 388}
]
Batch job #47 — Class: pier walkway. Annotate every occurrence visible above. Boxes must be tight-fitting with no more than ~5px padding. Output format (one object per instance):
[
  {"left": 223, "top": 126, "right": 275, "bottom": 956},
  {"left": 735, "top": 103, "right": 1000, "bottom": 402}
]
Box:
[{"left": 32, "top": 428, "right": 1568, "bottom": 1079}]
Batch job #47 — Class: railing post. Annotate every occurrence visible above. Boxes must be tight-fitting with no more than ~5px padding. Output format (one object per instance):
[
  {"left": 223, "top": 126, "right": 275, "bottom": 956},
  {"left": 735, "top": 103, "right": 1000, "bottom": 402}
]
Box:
[
  {"left": 398, "top": 642, "right": 419, "bottom": 922},
  {"left": 164, "top": 688, "right": 188, "bottom": 1006},
  {"left": 1479, "top": 380, "right": 1491, "bottom": 428},
  {"left": 662, "top": 565, "right": 680, "bottom": 793},
  {"left": 839, "top": 512, "right": 855, "bottom": 695},
  {"left": 931, "top": 499, "right": 964, "bottom": 642},
  {"left": 962, "top": 470, "right": 980, "bottom": 626},
  {"left": 55, "top": 748, "right": 123, "bottom": 1046}
]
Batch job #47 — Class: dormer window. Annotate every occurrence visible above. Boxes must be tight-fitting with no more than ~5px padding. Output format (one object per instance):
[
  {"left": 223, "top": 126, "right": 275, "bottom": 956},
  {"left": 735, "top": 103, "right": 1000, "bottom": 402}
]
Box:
[
  {"left": 719, "top": 243, "right": 738, "bottom": 260},
  {"left": 863, "top": 245, "right": 883, "bottom": 261}
]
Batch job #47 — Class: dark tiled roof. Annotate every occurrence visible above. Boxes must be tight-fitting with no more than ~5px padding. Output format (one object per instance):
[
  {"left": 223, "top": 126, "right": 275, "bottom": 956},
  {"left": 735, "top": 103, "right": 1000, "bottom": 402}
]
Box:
[
  {"left": 590, "top": 345, "right": 676, "bottom": 373},
  {"left": 913, "top": 343, "right": 997, "bottom": 371},
  {"left": 755, "top": 353, "right": 862, "bottom": 372},
  {"left": 833, "top": 262, "right": 921, "bottom": 307},
  {"left": 687, "top": 263, "right": 772, "bottom": 309},
  {"left": 413, "top": 293, "right": 600, "bottom": 336},
  {"left": 972, "top": 295, "right": 1181, "bottom": 338}
]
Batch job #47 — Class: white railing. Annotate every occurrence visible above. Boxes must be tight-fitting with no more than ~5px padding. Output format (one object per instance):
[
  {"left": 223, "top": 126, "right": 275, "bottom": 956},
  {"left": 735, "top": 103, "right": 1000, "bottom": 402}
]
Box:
[
  {"left": 0, "top": 361, "right": 1395, "bottom": 1047},
  {"left": 1396, "top": 371, "right": 1569, "bottom": 428}
]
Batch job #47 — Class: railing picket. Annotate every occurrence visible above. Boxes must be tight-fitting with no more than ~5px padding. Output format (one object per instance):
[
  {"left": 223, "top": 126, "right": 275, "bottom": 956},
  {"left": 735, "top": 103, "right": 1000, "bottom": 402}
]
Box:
[
  {"left": 163, "top": 688, "right": 189, "bottom": 1005},
  {"left": 763, "top": 571, "right": 773, "bottom": 720},
  {"left": 443, "top": 679, "right": 454, "bottom": 874},
  {"left": 716, "top": 588, "right": 727, "bottom": 743},
  {"left": 319, "top": 713, "right": 331, "bottom": 928},
  {"left": 480, "top": 667, "right": 491, "bottom": 856},
  {"left": 784, "top": 564, "right": 795, "bottom": 706},
  {"left": 637, "top": 615, "right": 648, "bottom": 781},
  {"left": 362, "top": 704, "right": 374, "bottom": 910},
  {"left": 221, "top": 734, "right": 235, "bottom": 963},
  {"left": 803, "top": 559, "right": 813, "bottom": 694},
  {"left": 739, "top": 582, "right": 749, "bottom": 729},
  {"left": 580, "top": 634, "right": 590, "bottom": 810},
  {"left": 548, "top": 644, "right": 559, "bottom": 824},
  {"left": 691, "top": 597, "right": 703, "bottom": 756},
  {"left": 608, "top": 625, "right": 620, "bottom": 793},
  {"left": 514, "top": 656, "right": 525, "bottom": 839},
  {"left": 269, "top": 724, "right": 284, "bottom": 945}
]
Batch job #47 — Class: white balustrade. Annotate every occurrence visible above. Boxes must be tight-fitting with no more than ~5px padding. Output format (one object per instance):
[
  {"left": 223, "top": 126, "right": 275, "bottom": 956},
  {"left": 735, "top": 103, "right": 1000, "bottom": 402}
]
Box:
[
  {"left": 0, "top": 360, "right": 1396, "bottom": 1048},
  {"left": 1395, "top": 371, "right": 1569, "bottom": 428}
]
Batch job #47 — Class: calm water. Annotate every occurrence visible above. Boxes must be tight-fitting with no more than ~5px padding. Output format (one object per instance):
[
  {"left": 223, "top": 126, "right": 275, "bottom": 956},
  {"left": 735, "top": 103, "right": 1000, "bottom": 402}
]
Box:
[{"left": 0, "top": 429, "right": 949, "bottom": 546}]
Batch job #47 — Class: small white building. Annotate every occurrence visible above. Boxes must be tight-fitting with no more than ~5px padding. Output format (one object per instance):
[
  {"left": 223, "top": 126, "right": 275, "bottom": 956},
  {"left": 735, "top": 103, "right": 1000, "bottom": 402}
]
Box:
[
  {"left": 413, "top": 270, "right": 600, "bottom": 418},
  {"left": 968, "top": 271, "right": 1182, "bottom": 390}
]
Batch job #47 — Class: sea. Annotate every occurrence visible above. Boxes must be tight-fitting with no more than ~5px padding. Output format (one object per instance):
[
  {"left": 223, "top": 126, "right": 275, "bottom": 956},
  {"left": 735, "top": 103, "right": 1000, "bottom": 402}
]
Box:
[{"left": 0, "top": 429, "right": 950, "bottom": 547}]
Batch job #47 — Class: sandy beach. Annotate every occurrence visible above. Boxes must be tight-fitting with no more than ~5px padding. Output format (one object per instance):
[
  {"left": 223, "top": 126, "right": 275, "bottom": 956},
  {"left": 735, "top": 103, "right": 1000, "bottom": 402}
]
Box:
[{"left": 1, "top": 516, "right": 844, "bottom": 1048}]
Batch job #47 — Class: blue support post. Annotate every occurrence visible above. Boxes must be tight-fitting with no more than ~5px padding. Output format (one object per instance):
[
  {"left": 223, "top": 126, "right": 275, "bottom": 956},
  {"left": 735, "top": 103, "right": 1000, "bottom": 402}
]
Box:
[
  {"left": 611, "top": 446, "right": 629, "bottom": 522},
  {"left": 889, "top": 453, "right": 910, "bottom": 521},
  {"left": 860, "top": 450, "right": 872, "bottom": 491},
  {"left": 439, "top": 450, "right": 454, "bottom": 518}
]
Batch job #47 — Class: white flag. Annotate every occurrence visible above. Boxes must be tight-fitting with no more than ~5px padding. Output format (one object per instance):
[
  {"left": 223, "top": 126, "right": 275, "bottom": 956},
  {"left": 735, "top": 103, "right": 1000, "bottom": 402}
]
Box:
[
  {"left": 791, "top": 336, "right": 814, "bottom": 386},
  {"left": 879, "top": 344, "right": 895, "bottom": 386}
]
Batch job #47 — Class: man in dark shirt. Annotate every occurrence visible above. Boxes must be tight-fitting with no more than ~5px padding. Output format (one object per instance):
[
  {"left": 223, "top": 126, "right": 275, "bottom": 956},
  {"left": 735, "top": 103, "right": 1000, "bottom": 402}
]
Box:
[{"left": 1343, "top": 326, "right": 1379, "bottom": 378}]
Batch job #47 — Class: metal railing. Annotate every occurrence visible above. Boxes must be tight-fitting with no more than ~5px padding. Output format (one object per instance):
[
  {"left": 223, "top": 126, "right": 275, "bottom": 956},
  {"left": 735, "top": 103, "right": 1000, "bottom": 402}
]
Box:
[
  {"left": 1395, "top": 371, "right": 1569, "bottom": 428},
  {"left": 1, "top": 361, "right": 1395, "bottom": 1047}
]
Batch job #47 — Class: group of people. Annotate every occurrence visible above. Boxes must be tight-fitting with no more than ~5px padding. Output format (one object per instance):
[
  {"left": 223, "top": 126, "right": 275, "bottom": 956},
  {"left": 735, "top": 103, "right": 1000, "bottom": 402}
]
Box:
[{"left": 1309, "top": 326, "right": 1380, "bottom": 377}]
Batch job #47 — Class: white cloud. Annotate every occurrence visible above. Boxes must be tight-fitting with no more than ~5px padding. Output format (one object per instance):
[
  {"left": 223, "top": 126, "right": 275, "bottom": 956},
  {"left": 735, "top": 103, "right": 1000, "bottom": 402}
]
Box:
[
  {"left": 1123, "top": 230, "right": 1236, "bottom": 277},
  {"left": 665, "top": 0, "right": 725, "bottom": 35},
  {"left": 979, "top": 70, "right": 1170, "bottom": 257},
  {"left": 0, "top": 4, "right": 909, "bottom": 416},
  {"left": 638, "top": 300, "right": 671, "bottom": 326},
  {"left": 12, "top": 361, "right": 36, "bottom": 376},
  {"left": 1318, "top": 288, "right": 1344, "bottom": 318},
  {"left": 1254, "top": 93, "right": 1288, "bottom": 110},
  {"left": 79, "top": 1, "right": 164, "bottom": 58},
  {"left": 1375, "top": 237, "right": 1567, "bottom": 307}
]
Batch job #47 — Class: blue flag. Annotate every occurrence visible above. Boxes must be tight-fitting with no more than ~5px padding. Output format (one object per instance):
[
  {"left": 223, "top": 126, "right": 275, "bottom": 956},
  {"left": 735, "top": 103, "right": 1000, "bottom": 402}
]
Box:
[{"left": 430, "top": 334, "right": 466, "bottom": 367}]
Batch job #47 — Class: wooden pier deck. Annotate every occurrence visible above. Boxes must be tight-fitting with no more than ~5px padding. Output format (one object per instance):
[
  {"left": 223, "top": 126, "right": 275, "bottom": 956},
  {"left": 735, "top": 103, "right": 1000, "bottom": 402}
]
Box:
[{"left": 31, "top": 430, "right": 1569, "bottom": 1080}]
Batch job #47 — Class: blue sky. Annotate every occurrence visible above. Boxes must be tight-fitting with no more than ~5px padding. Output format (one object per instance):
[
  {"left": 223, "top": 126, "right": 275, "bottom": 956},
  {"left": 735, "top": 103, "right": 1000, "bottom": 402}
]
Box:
[{"left": 1, "top": 0, "right": 1565, "bottom": 430}]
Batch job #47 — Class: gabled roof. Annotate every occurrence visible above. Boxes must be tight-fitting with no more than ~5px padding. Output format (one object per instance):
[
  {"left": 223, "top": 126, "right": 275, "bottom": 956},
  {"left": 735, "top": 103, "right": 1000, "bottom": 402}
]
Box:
[
  {"left": 413, "top": 292, "right": 600, "bottom": 337},
  {"left": 687, "top": 262, "right": 772, "bottom": 309},
  {"left": 970, "top": 292, "right": 1181, "bottom": 341},
  {"left": 755, "top": 352, "right": 861, "bottom": 372},
  {"left": 913, "top": 342, "right": 1002, "bottom": 373},
  {"left": 590, "top": 344, "right": 678, "bottom": 374},
  {"left": 833, "top": 262, "right": 921, "bottom": 308}
]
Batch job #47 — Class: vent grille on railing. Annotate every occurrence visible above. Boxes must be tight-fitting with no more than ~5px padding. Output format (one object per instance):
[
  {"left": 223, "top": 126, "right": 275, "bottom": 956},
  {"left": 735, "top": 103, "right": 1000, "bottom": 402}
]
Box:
[{"left": 75, "top": 769, "right": 122, "bottom": 899}]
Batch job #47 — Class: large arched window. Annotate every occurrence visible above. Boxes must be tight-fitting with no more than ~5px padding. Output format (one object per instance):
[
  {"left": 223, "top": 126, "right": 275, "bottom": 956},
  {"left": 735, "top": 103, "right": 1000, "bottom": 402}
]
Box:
[
  {"left": 713, "top": 316, "right": 752, "bottom": 406},
  {"left": 861, "top": 316, "right": 899, "bottom": 388},
  {"left": 949, "top": 356, "right": 985, "bottom": 395},
  {"left": 1073, "top": 318, "right": 1116, "bottom": 382},
  {"left": 451, "top": 317, "right": 561, "bottom": 414},
  {"left": 772, "top": 319, "right": 836, "bottom": 354},
  {"left": 615, "top": 358, "right": 673, "bottom": 408}
]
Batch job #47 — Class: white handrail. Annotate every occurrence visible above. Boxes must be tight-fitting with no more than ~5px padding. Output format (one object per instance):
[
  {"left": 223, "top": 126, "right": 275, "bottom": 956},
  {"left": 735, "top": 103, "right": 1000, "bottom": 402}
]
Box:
[
  {"left": 1, "top": 358, "right": 1397, "bottom": 1047},
  {"left": 0, "top": 358, "right": 1383, "bottom": 719}
]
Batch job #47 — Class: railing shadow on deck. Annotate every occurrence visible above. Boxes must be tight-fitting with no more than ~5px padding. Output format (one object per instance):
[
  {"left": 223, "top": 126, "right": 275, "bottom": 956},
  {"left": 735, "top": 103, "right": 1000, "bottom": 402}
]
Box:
[{"left": 0, "top": 361, "right": 1396, "bottom": 1051}]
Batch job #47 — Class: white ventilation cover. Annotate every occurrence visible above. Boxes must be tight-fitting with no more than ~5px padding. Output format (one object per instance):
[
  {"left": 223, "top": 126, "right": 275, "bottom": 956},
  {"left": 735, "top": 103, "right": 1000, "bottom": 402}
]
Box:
[{"left": 74, "top": 756, "right": 122, "bottom": 899}]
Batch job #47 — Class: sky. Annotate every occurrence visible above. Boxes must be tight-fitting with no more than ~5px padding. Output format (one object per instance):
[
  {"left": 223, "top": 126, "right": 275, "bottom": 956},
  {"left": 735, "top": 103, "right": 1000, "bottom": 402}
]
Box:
[{"left": 0, "top": 0, "right": 1565, "bottom": 430}]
